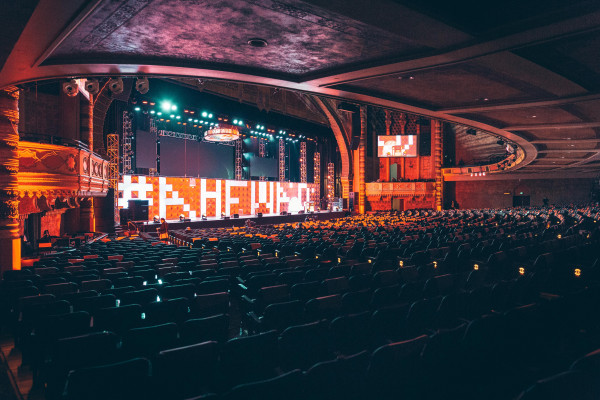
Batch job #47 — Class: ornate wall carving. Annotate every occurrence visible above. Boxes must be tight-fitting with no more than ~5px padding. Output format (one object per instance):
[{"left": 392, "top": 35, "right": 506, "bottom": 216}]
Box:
[{"left": 18, "top": 141, "right": 110, "bottom": 198}]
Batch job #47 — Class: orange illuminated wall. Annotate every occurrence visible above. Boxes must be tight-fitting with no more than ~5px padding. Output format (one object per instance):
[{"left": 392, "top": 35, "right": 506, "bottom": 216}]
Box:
[{"left": 118, "top": 175, "right": 319, "bottom": 220}]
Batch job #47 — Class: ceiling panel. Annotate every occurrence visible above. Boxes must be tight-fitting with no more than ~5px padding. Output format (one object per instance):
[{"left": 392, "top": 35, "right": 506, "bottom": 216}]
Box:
[
  {"left": 341, "top": 62, "right": 543, "bottom": 108},
  {"left": 46, "top": 0, "right": 426, "bottom": 77}
]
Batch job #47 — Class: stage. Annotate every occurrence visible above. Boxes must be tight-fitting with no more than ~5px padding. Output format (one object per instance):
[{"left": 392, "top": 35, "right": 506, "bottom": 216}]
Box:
[{"left": 136, "top": 210, "right": 348, "bottom": 231}]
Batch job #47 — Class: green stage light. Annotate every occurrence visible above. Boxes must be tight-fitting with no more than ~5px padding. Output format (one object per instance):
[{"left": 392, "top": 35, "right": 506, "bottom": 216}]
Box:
[{"left": 160, "top": 101, "right": 172, "bottom": 112}]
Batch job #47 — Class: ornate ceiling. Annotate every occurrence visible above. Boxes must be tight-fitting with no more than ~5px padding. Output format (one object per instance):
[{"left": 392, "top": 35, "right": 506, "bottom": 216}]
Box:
[{"left": 2, "top": 0, "right": 600, "bottom": 179}]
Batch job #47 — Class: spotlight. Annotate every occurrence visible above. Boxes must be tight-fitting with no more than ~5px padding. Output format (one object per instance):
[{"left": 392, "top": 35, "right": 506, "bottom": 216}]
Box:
[
  {"left": 161, "top": 101, "right": 172, "bottom": 112},
  {"left": 201, "top": 111, "right": 208, "bottom": 117},
  {"left": 62, "top": 79, "right": 79, "bottom": 97},
  {"left": 135, "top": 77, "right": 150, "bottom": 94},
  {"left": 83, "top": 79, "right": 99, "bottom": 94},
  {"left": 108, "top": 78, "right": 124, "bottom": 95}
]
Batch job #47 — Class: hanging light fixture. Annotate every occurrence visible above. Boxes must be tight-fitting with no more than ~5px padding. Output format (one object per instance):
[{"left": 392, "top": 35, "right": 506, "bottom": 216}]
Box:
[{"left": 203, "top": 124, "right": 240, "bottom": 142}]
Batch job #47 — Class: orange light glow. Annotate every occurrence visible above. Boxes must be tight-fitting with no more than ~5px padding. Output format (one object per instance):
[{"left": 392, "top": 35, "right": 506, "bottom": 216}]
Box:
[
  {"left": 574, "top": 268, "right": 581, "bottom": 277},
  {"left": 474, "top": 264, "right": 479, "bottom": 270},
  {"left": 519, "top": 267, "right": 525, "bottom": 275}
]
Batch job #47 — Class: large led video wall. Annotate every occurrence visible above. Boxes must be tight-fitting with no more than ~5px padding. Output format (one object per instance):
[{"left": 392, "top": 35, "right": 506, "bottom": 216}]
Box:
[
  {"left": 118, "top": 175, "right": 319, "bottom": 220},
  {"left": 377, "top": 135, "right": 418, "bottom": 157}
]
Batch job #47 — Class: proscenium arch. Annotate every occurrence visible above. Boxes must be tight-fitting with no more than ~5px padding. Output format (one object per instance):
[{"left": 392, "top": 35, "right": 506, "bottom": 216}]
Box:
[{"left": 0, "top": 0, "right": 537, "bottom": 172}]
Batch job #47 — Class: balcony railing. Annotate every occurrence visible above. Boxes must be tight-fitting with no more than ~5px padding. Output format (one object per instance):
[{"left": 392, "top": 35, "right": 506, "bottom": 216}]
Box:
[
  {"left": 18, "top": 140, "right": 110, "bottom": 198},
  {"left": 365, "top": 181, "right": 436, "bottom": 197}
]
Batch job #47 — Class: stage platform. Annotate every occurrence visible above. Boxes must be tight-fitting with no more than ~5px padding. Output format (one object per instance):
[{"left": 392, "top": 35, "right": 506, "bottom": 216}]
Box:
[{"left": 136, "top": 210, "right": 348, "bottom": 232}]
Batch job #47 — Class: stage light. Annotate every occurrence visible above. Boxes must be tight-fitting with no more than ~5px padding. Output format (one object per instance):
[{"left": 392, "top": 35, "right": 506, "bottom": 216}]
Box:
[
  {"left": 238, "top": 120, "right": 244, "bottom": 126},
  {"left": 188, "top": 118, "right": 193, "bottom": 121},
  {"left": 134, "top": 107, "right": 141, "bottom": 111},
  {"left": 83, "top": 79, "right": 99, "bottom": 94},
  {"left": 157, "top": 112, "right": 162, "bottom": 116},
  {"left": 150, "top": 110, "right": 155, "bottom": 114},
  {"left": 171, "top": 105, "right": 177, "bottom": 111},
  {"left": 208, "top": 113, "right": 213, "bottom": 118},
  {"left": 233, "top": 119, "right": 238, "bottom": 124},
  {"left": 201, "top": 111, "right": 208, "bottom": 117},
  {"left": 176, "top": 115, "right": 181, "bottom": 119},
  {"left": 160, "top": 101, "right": 172, "bottom": 111},
  {"left": 108, "top": 78, "right": 124, "bottom": 94},
  {"left": 135, "top": 77, "right": 150, "bottom": 94},
  {"left": 194, "top": 119, "right": 198, "bottom": 123}
]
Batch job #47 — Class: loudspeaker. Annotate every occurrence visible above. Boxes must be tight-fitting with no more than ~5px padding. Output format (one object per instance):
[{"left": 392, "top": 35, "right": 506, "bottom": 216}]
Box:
[
  {"left": 127, "top": 200, "right": 149, "bottom": 221},
  {"left": 348, "top": 192, "right": 358, "bottom": 210},
  {"left": 418, "top": 118, "right": 431, "bottom": 156},
  {"left": 223, "top": 216, "right": 230, "bottom": 220},
  {"left": 257, "top": 212, "right": 263, "bottom": 217},
  {"left": 119, "top": 208, "right": 129, "bottom": 225},
  {"left": 280, "top": 211, "right": 287, "bottom": 216},
  {"left": 350, "top": 113, "right": 361, "bottom": 150},
  {"left": 419, "top": 130, "right": 431, "bottom": 156},
  {"left": 233, "top": 214, "right": 239, "bottom": 218}
]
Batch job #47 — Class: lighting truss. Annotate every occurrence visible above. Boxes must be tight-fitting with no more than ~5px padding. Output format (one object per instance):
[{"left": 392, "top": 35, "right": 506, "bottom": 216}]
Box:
[
  {"left": 122, "top": 111, "right": 133, "bottom": 174},
  {"left": 314, "top": 151, "right": 320, "bottom": 200},
  {"left": 107, "top": 133, "right": 120, "bottom": 225},
  {"left": 327, "top": 162, "right": 335, "bottom": 201},
  {"left": 158, "top": 130, "right": 198, "bottom": 140},
  {"left": 235, "top": 138, "right": 243, "bottom": 181},
  {"left": 279, "top": 138, "right": 286, "bottom": 182},
  {"left": 300, "top": 141, "right": 307, "bottom": 183}
]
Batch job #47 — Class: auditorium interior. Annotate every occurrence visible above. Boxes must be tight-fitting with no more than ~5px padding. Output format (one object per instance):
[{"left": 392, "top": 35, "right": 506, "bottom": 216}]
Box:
[{"left": 2, "top": 0, "right": 600, "bottom": 399}]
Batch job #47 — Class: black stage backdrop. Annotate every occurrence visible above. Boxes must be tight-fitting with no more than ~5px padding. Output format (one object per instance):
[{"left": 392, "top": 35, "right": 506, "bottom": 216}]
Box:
[{"left": 136, "top": 131, "right": 234, "bottom": 179}]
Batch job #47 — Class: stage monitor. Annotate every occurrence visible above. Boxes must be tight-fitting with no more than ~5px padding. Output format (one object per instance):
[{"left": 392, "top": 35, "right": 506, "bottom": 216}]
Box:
[
  {"left": 377, "top": 135, "right": 417, "bottom": 157},
  {"left": 250, "top": 156, "right": 278, "bottom": 178}
]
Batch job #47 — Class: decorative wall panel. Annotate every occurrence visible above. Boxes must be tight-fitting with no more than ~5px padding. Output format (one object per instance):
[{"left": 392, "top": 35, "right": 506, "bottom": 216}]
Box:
[{"left": 18, "top": 141, "right": 110, "bottom": 198}]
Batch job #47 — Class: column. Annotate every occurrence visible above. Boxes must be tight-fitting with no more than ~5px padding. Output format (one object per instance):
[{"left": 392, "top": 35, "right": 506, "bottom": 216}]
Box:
[
  {"left": 433, "top": 120, "right": 444, "bottom": 210},
  {"left": 0, "top": 86, "right": 21, "bottom": 272},
  {"left": 88, "top": 96, "right": 95, "bottom": 232},
  {"left": 358, "top": 105, "right": 367, "bottom": 214}
]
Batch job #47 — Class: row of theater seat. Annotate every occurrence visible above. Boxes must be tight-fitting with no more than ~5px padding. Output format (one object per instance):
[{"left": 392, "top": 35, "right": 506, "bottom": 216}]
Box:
[{"left": 4, "top": 205, "right": 600, "bottom": 399}]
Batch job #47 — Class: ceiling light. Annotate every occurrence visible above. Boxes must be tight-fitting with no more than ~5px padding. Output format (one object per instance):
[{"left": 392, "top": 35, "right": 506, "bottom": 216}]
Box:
[{"left": 247, "top": 38, "right": 268, "bottom": 48}]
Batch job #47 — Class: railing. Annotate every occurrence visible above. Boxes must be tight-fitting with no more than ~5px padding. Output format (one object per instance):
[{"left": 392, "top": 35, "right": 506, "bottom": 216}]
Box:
[
  {"left": 442, "top": 147, "right": 524, "bottom": 177},
  {"left": 365, "top": 181, "right": 436, "bottom": 197},
  {"left": 18, "top": 140, "right": 110, "bottom": 198}
]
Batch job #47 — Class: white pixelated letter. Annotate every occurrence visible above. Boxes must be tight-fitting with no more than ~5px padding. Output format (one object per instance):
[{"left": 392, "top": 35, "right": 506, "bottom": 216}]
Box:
[
  {"left": 158, "top": 177, "right": 184, "bottom": 218},
  {"left": 269, "top": 182, "right": 275, "bottom": 214},
  {"left": 277, "top": 182, "right": 291, "bottom": 211},
  {"left": 201, "top": 179, "right": 221, "bottom": 217},
  {"left": 226, "top": 180, "right": 248, "bottom": 216},
  {"left": 117, "top": 175, "right": 154, "bottom": 208}
]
